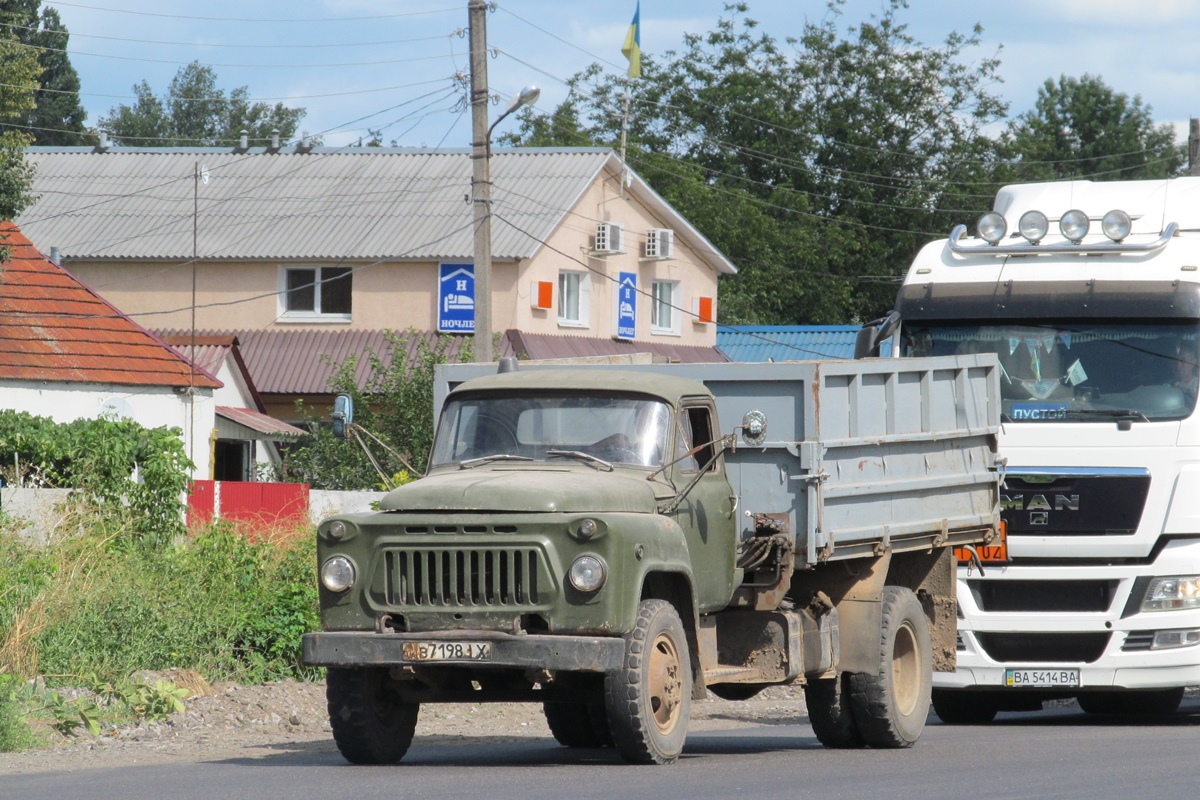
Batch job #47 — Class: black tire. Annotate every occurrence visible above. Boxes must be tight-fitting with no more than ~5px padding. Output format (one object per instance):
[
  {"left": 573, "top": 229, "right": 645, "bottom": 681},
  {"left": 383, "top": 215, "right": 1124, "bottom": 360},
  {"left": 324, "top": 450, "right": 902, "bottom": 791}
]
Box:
[
  {"left": 543, "top": 702, "right": 603, "bottom": 748},
  {"left": 604, "top": 599, "right": 692, "bottom": 764},
  {"left": 326, "top": 667, "right": 419, "bottom": 764},
  {"left": 805, "top": 674, "right": 865, "bottom": 748},
  {"left": 931, "top": 688, "right": 999, "bottom": 724},
  {"left": 848, "top": 586, "right": 933, "bottom": 748},
  {"left": 708, "top": 683, "right": 767, "bottom": 701},
  {"left": 1078, "top": 688, "right": 1184, "bottom": 716}
]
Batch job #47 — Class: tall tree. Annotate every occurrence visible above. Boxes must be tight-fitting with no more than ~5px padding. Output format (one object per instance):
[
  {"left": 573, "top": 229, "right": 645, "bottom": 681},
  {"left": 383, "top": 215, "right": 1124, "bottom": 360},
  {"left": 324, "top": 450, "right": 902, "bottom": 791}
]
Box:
[
  {"left": 506, "top": 1, "right": 1010, "bottom": 324},
  {"left": 0, "top": 1, "right": 87, "bottom": 145},
  {"left": 1007, "top": 74, "right": 1184, "bottom": 180},
  {"left": 0, "top": 23, "right": 39, "bottom": 220},
  {"left": 99, "top": 62, "right": 310, "bottom": 147}
]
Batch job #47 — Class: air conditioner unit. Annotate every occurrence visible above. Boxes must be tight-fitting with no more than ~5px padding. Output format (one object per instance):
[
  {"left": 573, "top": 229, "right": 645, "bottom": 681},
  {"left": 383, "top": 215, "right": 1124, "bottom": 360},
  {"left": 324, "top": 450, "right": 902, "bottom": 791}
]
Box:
[
  {"left": 645, "top": 228, "right": 674, "bottom": 259},
  {"left": 594, "top": 222, "right": 625, "bottom": 255}
]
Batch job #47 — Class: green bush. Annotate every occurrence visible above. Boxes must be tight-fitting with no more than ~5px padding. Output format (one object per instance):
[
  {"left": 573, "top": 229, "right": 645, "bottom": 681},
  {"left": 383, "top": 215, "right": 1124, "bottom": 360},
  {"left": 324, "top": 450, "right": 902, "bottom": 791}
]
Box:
[{"left": 0, "top": 675, "right": 37, "bottom": 753}]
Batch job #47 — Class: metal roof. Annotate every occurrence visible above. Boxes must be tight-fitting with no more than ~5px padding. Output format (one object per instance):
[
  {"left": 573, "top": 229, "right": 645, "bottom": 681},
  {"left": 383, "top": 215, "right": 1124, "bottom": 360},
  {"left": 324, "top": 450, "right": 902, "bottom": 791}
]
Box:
[
  {"left": 716, "top": 326, "right": 862, "bottom": 362},
  {"left": 0, "top": 223, "right": 220, "bottom": 388},
  {"left": 215, "top": 406, "right": 305, "bottom": 439},
  {"left": 16, "top": 147, "right": 734, "bottom": 275},
  {"left": 156, "top": 327, "right": 726, "bottom": 395}
]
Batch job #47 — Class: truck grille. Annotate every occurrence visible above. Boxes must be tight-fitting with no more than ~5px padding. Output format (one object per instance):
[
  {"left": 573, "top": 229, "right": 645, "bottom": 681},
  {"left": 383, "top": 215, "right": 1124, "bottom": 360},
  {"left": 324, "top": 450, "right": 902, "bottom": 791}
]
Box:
[
  {"left": 1002, "top": 471, "right": 1148, "bottom": 536},
  {"left": 969, "top": 580, "right": 1117, "bottom": 612},
  {"left": 975, "top": 632, "right": 1110, "bottom": 663},
  {"left": 384, "top": 547, "right": 547, "bottom": 607}
]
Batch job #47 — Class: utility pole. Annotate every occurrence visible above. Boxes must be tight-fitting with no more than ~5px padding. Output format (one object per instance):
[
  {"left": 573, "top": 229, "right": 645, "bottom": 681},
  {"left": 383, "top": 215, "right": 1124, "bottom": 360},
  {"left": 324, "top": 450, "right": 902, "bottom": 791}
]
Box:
[
  {"left": 468, "top": 0, "right": 493, "bottom": 363},
  {"left": 1190, "top": 118, "right": 1200, "bottom": 178}
]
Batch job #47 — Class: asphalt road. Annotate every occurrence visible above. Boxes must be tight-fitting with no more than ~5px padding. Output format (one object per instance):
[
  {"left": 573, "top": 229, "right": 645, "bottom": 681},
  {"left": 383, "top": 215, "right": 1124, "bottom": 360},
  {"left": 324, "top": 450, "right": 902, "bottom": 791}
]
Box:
[{"left": 7, "top": 703, "right": 1200, "bottom": 800}]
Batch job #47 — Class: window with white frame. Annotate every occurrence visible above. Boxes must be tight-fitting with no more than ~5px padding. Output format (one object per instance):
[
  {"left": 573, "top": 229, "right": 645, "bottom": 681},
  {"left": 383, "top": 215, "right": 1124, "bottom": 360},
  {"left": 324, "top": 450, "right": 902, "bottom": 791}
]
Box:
[
  {"left": 558, "top": 270, "right": 589, "bottom": 327},
  {"left": 281, "top": 266, "right": 352, "bottom": 320},
  {"left": 651, "top": 280, "right": 680, "bottom": 335}
]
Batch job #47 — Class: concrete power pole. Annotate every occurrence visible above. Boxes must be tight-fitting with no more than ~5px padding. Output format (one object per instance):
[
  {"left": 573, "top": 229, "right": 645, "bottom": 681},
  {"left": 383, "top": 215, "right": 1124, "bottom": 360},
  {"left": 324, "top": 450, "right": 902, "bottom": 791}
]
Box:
[
  {"left": 468, "top": 0, "right": 493, "bottom": 363},
  {"left": 1190, "top": 118, "right": 1200, "bottom": 178}
]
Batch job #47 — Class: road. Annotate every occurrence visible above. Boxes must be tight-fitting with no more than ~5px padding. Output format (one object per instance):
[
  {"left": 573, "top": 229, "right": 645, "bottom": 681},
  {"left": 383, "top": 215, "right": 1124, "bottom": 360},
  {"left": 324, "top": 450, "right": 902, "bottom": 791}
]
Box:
[{"left": 6, "top": 703, "right": 1200, "bottom": 800}]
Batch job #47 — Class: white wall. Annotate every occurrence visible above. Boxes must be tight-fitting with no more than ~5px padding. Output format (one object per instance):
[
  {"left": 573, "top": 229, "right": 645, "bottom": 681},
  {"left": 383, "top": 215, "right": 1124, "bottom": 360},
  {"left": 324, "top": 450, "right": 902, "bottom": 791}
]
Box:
[
  {"left": 0, "top": 380, "right": 216, "bottom": 480},
  {"left": 308, "top": 489, "right": 386, "bottom": 525}
]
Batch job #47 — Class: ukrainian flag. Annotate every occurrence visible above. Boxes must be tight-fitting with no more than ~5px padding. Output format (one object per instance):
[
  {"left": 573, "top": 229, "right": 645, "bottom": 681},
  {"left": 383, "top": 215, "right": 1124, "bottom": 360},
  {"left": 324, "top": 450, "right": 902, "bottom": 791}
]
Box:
[{"left": 621, "top": 1, "right": 641, "bottom": 79}]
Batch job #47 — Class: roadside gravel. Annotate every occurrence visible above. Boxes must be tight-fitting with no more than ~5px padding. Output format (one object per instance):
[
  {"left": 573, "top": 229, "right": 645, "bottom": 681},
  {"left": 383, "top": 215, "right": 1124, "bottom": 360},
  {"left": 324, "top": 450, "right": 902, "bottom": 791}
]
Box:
[{"left": 0, "top": 677, "right": 809, "bottom": 775}]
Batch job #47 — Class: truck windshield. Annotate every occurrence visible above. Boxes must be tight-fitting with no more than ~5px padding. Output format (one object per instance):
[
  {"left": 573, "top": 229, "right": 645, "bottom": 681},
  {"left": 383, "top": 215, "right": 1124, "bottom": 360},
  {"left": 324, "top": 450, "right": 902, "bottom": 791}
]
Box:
[
  {"left": 430, "top": 393, "right": 672, "bottom": 467},
  {"left": 901, "top": 321, "right": 1199, "bottom": 422}
]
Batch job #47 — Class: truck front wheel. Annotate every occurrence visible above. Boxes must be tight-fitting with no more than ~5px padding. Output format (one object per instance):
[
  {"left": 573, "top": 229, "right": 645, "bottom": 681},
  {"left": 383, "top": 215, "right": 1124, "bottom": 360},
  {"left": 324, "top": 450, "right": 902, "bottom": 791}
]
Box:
[
  {"left": 848, "top": 586, "right": 932, "bottom": 748},
  {"left": 604, "top": 599, "right": 692, "bottom": 764},
  {"left": 543, "top": 701, "right": 611, "bottom": 748},
  {"left": 326, "top": 667, "right": 419, "bottom": 764},
  {"left": 805, "top": 674, "right": 865, "bottom": 748}
]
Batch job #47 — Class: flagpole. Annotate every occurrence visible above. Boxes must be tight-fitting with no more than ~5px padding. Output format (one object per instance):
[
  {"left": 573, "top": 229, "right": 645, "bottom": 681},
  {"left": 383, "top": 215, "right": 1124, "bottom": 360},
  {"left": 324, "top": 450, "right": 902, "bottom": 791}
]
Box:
[{"left": 619, "top": 78, "right": 631, "bottom": 198}]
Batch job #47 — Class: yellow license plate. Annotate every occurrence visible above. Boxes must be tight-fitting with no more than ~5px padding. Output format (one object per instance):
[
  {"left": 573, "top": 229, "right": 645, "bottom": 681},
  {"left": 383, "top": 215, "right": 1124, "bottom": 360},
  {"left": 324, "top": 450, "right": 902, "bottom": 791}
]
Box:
[{"left": 401, "top": 641, "right": 492, "bottom": 661}]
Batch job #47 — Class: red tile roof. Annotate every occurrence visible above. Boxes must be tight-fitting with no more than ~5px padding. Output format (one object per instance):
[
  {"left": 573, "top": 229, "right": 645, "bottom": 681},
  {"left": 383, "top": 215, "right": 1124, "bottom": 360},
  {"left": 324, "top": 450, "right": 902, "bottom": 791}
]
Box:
[{"left": 0, "top": 223, "right": 220, "bottom": 389}]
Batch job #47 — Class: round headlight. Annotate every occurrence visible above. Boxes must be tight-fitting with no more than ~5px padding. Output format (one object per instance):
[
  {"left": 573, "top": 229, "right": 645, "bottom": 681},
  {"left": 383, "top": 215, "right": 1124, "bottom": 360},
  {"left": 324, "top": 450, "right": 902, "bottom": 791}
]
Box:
[
  {"left": 1101, "top": 209, "right": 1132, "bottom": 241},
  {"left": 328, "top": 521, "right": 348, "bottom": 540},
  {"left": 568, "top": 555, "right": 607, "bottom": 593},
  {"left": 320, "top": 556, "right": 356, "bottom": 593},
  {"left": 576, "top": 518, "right": 598, "bottom": 540},
  {"left": 1060, "top": 209, "right": 1090, "bottom": 243},
  {"left": 977, "top": 212, "right": 1007, "bottom": 244},
  {"left": 1018, "top": 210, "right": 1049, "bottom": 243}
]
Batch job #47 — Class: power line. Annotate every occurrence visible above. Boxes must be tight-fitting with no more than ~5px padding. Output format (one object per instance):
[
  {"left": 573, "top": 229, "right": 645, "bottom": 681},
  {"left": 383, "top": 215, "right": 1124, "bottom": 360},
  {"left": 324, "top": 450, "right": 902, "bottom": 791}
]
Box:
[{"left": 40, "top": 2, "right": 462, "bottom": 23}]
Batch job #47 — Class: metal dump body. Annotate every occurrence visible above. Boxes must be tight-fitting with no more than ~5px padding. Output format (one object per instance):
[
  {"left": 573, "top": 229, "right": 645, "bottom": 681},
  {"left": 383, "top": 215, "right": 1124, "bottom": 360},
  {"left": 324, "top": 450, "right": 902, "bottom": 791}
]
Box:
[{"left": 435, "top": 354, "right": 1000, "bottom": 568}]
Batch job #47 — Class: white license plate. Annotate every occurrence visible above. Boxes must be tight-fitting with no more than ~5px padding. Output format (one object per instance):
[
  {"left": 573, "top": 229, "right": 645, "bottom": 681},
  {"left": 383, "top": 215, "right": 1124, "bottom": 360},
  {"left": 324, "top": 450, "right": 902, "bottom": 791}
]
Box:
[
  {"left": 401, "top": 641, "right": 492, "bottom": 661},
  {"left": 1004, "top": 668, "right": 1080, "bottom": 688}
]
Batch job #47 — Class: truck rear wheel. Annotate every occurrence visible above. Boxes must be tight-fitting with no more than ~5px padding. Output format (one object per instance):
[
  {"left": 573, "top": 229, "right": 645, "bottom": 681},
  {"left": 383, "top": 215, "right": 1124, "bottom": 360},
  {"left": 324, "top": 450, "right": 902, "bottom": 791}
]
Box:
[
  {"left": 604, "top": 599, "right": 692, "bottom": 764},
  {"left": 848, "top": 586, "right": 932, "bottom": 748},
  {"left": 931, "top": 688, "right": 999, "bottom": 724},
  {"left": 543, "top": 701, "right": 610, "bottom": 748},
  {"left": 326, "top": 667, "right": 419, "bottom": 764},
  {"left": 805, "top": 674, "right": 865, "bottom": 748}
]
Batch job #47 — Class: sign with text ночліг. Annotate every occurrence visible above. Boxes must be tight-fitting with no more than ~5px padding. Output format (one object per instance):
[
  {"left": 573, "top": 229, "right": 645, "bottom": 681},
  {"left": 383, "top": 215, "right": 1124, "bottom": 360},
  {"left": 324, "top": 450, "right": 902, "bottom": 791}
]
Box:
[
  {"left": 439, "top": 263, "right": 475, "bottom": 334},
  {"left": 614, "top": 272, "right": 636, "bottom": 340}
]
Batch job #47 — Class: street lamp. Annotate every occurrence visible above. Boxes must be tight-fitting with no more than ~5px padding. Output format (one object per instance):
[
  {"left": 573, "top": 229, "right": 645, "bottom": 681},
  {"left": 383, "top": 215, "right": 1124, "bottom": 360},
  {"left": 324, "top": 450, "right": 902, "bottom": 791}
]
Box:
[{"left": 471, "top": 84, "right": 540, "bottom": 363}]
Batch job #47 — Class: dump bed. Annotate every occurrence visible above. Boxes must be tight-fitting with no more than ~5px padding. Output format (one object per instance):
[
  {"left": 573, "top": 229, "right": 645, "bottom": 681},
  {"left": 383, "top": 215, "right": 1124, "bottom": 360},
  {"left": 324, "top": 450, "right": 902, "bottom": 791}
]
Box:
[{"left": 435, "top": 354, "right": 1000, "bottom": 568}]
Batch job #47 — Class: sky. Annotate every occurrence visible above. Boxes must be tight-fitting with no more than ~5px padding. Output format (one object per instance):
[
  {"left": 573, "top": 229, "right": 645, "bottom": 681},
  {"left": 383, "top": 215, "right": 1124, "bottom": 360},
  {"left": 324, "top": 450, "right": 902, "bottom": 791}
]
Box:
[{"left": 34, "top": 0, "right": 1200, "bottom": 150}]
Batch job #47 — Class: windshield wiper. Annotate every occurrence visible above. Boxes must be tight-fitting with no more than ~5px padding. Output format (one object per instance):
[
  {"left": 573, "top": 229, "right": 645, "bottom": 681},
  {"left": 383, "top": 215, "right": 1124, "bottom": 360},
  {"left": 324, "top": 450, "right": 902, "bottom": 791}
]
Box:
[
  {"left": 458, "top": 454, "right": 534, "bottom": 469},
  {"left": 546, "top": 449, "right": 615, "bottom": 471},
  {"left": 1062, "top": 409, "right": 1150, "bottom": 423}
]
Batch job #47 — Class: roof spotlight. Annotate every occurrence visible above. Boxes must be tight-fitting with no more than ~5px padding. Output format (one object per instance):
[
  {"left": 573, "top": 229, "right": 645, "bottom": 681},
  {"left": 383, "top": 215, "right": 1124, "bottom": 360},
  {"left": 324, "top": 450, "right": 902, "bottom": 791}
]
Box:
[
  {"left": 1101, "top": 209, "right": 1132, "bottom": 242},
  {"left": 1018, "top": 210, "right": 1049, "bottom": 244},
  {"left": 977, "top": 212, "right": 1007, "bottom": 245},
  {"left": 1060, "top": 209, "right": 1090, "bottom": 243}
]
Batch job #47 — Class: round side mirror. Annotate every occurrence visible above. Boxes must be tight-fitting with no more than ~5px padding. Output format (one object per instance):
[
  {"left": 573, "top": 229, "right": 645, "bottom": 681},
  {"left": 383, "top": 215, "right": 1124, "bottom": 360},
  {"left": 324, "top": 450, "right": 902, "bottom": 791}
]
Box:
[{"left": 742, "top": 410, "right": 767, "bottom": 447}]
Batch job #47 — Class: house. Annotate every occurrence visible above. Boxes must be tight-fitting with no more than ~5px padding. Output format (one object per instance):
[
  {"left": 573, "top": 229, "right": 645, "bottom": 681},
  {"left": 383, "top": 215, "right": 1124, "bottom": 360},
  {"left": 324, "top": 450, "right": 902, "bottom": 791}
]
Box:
[{"left": 0, "top": 222, "right": 220, "bottom": 478}]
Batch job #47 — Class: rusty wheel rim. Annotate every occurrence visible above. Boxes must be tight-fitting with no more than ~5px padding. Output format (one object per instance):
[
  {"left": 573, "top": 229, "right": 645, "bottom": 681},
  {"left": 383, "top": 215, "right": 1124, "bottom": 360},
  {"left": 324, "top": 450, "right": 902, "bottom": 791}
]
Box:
[
  {"left": 892, "top": 621, "right": 920, "bottom": 716},
  {"left": 648, "top": 629, "right": 683, "bottom": 735}
]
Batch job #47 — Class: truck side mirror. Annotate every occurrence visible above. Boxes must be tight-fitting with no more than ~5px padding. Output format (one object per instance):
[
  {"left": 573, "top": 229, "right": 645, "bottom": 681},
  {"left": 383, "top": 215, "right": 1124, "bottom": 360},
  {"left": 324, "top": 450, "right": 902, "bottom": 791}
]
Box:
[
  {"left": 854, "top": 310, "right": 900, "bottom": 359},
  {"left": 332, "top": 393, "right": 354, "bottom": 440}
]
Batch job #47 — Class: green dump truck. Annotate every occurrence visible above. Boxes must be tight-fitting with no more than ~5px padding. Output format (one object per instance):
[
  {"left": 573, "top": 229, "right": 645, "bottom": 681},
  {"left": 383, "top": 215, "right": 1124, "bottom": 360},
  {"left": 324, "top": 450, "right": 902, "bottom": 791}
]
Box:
[{"left": 302, "top": 355, "right": 1001, "bottom": 764}]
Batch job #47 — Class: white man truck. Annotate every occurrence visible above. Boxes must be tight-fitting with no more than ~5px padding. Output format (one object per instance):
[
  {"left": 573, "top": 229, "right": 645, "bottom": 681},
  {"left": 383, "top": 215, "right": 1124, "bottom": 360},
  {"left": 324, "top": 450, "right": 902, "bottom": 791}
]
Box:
[{"left": 883, "top": 177, "right": 1200, "bottom": 722}]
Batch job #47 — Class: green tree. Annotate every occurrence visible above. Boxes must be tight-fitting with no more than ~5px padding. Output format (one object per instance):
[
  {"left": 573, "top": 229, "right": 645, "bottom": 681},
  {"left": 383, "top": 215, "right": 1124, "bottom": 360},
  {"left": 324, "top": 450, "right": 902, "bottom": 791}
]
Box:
[
  {"left": 0, "top": 22, "right": 38, "bottom": 221},
  {"left": 0, "top": 0, "right": 87, "bottom": 145},
  {"left": 506, "top": 1, "right": 1009, "bottom": 324},
  {"left": 271, "top": 330, "right": 471, "bottom": 490},
  {"left": 98, "top": 61, "right": 310, "bottom": 147},
  {"left": 1006, "top": 74, "right": 1184, "bottom": 181}
]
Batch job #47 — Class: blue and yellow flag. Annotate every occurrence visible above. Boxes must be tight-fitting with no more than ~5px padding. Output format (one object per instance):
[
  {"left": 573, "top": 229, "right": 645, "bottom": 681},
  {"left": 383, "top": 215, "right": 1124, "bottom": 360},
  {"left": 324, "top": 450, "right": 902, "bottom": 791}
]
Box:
[{"left": 621, "top": 1, "right": 641, "bottom": 79}]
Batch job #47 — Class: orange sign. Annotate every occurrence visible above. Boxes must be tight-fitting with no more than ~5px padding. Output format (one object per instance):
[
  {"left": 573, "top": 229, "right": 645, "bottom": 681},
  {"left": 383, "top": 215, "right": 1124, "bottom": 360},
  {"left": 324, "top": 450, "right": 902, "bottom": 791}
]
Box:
[{"left": 954, "top": 521, "right": 1008, "bottom": 565}]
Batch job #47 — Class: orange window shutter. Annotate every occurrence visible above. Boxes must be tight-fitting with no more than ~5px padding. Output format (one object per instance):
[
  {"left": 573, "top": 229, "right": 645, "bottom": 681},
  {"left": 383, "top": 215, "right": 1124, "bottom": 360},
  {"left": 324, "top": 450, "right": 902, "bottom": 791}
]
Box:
[
  {"left": 695, "top": 296, "right": 714, "bottom": 323},
  {"left": 532, "top": 280, "right": 553, "bottom": 309}
]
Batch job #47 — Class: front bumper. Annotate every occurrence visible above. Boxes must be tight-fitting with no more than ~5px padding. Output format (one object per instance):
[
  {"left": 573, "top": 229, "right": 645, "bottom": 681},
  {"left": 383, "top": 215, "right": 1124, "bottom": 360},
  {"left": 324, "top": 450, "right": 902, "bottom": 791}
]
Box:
[{"left": 302, "top": 630, "right": 625, "bottom": 673}]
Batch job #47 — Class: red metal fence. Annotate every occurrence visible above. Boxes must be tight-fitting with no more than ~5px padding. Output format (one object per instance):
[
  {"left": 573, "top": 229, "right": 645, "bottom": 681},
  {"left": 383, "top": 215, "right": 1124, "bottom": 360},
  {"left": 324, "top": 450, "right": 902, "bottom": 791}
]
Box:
[{"left": 187, "top": 480, "right": 309, "bottom": 532}]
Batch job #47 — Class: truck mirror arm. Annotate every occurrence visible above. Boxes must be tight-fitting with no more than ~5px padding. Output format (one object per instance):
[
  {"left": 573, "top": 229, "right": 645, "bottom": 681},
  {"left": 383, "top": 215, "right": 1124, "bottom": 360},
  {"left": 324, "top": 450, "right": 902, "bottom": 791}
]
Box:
[
  {"left": 656, "top": 436, "right": 733, "bottom": 515},
  {"left": 345, "top": 423, "right": 424, "bottom": 489}
]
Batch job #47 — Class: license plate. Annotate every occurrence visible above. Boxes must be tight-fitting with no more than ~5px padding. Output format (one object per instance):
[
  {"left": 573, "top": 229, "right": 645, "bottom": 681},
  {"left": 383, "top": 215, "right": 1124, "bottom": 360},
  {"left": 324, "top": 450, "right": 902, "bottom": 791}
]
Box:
[
  {"left": 955, "top": 521, "right": 1009, "bottom": 565},
  {"left": 401, "top": 641, "right": 492, "bottom": 661},
  {"left": 1004, "top": 668, "right": 1080, "bottom": 688}
]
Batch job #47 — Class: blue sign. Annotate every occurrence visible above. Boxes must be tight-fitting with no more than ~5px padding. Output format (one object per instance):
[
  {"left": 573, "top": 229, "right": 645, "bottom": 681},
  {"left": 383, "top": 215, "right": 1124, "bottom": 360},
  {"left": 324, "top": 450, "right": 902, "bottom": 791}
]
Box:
[
  {"left": 438, "top": 263, "right": 475, "bottom": 333},
  {"left": 615, "top": 272, "right": 637, "bottom": 340}
]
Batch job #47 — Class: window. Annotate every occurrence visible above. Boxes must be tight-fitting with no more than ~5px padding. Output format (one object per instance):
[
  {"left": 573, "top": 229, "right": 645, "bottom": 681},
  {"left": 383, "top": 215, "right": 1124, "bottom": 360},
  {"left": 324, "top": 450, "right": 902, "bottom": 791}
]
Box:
[
  {"left": 281, "top": 266, "right": 352, "bottom": 320},
  {"left": 558, "top": 270, "right": 590, "bottom": 327},
  {"left": 651, "top": 280, "right": 680, "bottom": 335}
]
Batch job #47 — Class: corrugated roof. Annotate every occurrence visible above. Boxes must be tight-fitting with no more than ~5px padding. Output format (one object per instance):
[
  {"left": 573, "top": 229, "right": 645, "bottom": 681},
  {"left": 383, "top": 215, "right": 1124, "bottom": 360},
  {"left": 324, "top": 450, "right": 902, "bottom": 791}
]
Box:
[
  {"left": 19, "top": 146, "right": 736, "bottom": 275},
  {"left": 156, "top": 327, "right": 726, "bottom": 394},
  {"left": 716, "top": 326, "right": 862, "bottom": 362},
  {"left": 0, "top": 223, "right": 220, "bottom": 388},
  {"left": 19, "top": 147, "right": 609, "bottom": 262},
  {"left": 216, "top": 406, "right": 305, "bottom": 438}
]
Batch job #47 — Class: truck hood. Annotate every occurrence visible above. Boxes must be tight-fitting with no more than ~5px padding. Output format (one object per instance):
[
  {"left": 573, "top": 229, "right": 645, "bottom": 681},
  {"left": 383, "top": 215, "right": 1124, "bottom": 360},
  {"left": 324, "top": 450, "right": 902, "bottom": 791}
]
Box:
[{"left": 379, "top": 468, "right": 659, "bottom": 514}]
